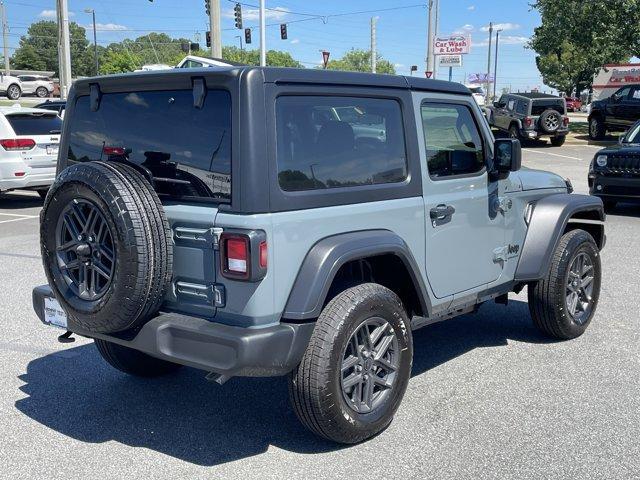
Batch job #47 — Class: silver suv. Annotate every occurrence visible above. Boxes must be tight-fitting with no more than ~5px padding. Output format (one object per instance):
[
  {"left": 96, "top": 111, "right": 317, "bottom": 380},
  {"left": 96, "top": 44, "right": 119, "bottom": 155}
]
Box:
[{"left": 32, "top": 68, "right": 605, "bottom": 444}]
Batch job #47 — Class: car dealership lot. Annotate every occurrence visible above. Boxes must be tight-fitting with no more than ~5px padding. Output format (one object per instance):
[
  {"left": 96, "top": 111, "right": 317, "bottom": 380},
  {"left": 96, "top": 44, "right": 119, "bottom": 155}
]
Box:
[{"left": 1, "top": 143, "right": 639, "bottom": 479}]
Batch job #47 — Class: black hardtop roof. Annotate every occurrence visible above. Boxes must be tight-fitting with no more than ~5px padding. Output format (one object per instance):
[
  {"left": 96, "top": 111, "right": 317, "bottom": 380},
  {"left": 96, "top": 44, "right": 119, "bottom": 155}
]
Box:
[
  {"left": 511, "top": 91, "right": 562, "bottom": 100},
  {"left": 75, "top": 66, "right": 471, "bottom": 96}
]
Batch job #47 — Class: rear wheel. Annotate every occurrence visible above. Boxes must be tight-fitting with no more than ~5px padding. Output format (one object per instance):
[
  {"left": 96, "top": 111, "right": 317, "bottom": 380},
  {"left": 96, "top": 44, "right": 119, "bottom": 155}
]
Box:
[
  {"left": 509, "top": 124, "right": 521, "bottom": 140},
  {"left": 36, "top": 86, "right": 49, "bottom": 98},
  {"left": 289, "top": 283, "right": 413, "bottom": 444},
  {"left": 94, "top": 339, "right": 181, "bottom": 377},
  {"left": 603, "top": 199, "right": 617, "bottom": 212},
  {"left": 528, "top": 229, "right": 601, "bottom": 340},
  {"left": 550, "top": 135, "right": 566, "bottom": 147},
  {"left": 589, "top": 117, "right": 606, "bottom": 140}
]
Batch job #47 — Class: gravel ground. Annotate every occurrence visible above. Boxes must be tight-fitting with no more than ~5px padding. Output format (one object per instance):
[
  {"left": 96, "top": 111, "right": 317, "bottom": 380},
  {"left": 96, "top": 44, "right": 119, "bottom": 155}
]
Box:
[{"left": 1, "top": 141, "right": 639, "bottom": 479}]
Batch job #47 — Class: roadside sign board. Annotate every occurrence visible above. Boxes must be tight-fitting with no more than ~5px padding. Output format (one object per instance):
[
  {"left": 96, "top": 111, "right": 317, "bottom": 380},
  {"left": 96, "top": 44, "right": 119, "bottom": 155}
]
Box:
[
  {"left": 434, "top": 35, "right": 471, "bottom": 55},
  {"left": 425, "top": 71, "right": 433, "bottom": 78},
  {"left": 322, "top": 50, "right": 330, "bottom": 69},
  {"left": 438, "top": 55, "right": 463, "bottom": 68}
]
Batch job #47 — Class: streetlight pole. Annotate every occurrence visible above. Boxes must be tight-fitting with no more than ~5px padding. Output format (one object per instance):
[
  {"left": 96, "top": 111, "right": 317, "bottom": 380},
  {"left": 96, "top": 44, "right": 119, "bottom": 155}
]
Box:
[
  {"left": 493, "top": 29, "right": 502, "bottom": 101},
  {"left": 485, "top": 22, "right": 493, "bottom": 105},
  {"left": 259, "top": 0, "right": 266, "bottom": 66},
  {"left": 84, "top": 8, "right": 98, "bottom": 75}
]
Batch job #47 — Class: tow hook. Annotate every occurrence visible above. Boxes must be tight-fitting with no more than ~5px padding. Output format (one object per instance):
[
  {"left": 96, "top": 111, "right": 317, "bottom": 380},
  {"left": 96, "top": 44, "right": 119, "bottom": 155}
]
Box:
[
  {"left": 57, "top": 330, "right": 75, "bottom": 343},
  {"left": 205, "top": 371, "right": 231, "bottom": 385}
]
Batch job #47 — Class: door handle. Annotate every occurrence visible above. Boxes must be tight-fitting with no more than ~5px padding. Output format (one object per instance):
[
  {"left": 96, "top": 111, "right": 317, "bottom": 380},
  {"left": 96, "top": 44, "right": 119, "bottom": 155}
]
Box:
[{"left": 430, "top": 204, "right": 455, "bottom": 220}]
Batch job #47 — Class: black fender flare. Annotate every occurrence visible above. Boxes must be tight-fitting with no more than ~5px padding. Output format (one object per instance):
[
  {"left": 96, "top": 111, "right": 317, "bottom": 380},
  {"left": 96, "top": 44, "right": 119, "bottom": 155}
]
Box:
[
  {"left": 514, "top": 193, "right": 605, "bottom": 282},
  {"left": 282, "top": 230, "right": 431, "bottom": 320}
]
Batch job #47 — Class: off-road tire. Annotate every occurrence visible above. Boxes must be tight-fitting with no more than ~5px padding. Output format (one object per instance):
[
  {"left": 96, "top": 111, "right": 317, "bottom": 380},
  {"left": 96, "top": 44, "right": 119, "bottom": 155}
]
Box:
[
  {"left": 288, "top": 283, "right": 413, "bottom": 444},
  {"left": 528, "top": 229, "right": 601, "bottom": 340},
  {"left": 538, "top": 109, "right": 562, "bottom": 134},
  {"left": 550, "top": 135, "right": 566, "bottom": 147},
  {"left": 589, "top": 116, "right": 606, "bottom": 140},
  {"left": 40, "top": 161, "right": 172, "bottom": 333},
  {"left": 6, "top": 84, "right": 20, "bottom": 100},
  {"left": 35, "top": 86, "right": 49, "bottom": 98},
  {"left": 94, "top": 339, "right": 181, "bottom": 377},
  {"left": 509, "top": 124, "right": 521, "bottom": 141}
]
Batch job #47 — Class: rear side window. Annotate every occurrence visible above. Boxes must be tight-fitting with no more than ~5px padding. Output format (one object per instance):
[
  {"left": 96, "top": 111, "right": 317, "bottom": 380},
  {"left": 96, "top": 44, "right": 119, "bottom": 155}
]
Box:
[
  {"left": 421, "top": 102, "right": 485, "bottom": 178},
  {"left": 276, "top": 96, "right": 408, "bottom": 192},
  {"left": 67, "top": 89, "right": 231, "bottom": 202},
  {"left": 516, "top": 100, "right": 528, "bottom": 115},
  {"left": 5, "top": 113, "right": 62, "bottom": 135},
  {"left": 531, "top": 99, "right": 565, "bottom": 115}
]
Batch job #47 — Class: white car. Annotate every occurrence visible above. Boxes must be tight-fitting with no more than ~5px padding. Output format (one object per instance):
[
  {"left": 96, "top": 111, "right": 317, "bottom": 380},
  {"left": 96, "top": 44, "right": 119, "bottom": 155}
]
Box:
[
  {"left": 17, "top": 75, "right": 54, "bottom": 98},
  {"left": 0, "top": 106, "right": 62, "bottom": 197},
  {"left": 0, "top": 73, "right": 23, "bottom": 100},
  {"left": 175, "top": 55, "right": 233, "bottom": 69},
  {"left": 465, "top": 85, "right": 486, "bottom": 107}
]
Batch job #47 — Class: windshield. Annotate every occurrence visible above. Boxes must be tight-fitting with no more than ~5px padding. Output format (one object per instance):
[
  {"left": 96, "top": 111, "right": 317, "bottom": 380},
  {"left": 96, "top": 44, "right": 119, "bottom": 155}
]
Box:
[
  {"left": 67, "top": 89, "right": 232, "bottom": 202},
  {"left": 6, "top": 113, "right": 62, "bottom": 135},
  {"left": 624, "top": 123, "right": 640, "bottom": 143}
]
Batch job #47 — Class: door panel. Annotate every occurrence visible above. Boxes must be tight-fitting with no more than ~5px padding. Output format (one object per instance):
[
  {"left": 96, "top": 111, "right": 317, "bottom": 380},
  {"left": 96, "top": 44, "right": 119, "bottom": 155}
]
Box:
[{"left": 417, "top": 98, "right": 505, "bottom": 299}]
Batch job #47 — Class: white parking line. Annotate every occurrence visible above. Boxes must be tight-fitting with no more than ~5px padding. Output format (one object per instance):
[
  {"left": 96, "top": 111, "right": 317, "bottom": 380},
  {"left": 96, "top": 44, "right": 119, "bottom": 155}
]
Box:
[
  {"left": 522, "top": 148, "right": 582, "bottom": 160},
  {"left": 0, "top": 216, "right": 38, "bottom": 225},
  {"left": 0, "top": 212, "right": 39, "bottom": 218}
]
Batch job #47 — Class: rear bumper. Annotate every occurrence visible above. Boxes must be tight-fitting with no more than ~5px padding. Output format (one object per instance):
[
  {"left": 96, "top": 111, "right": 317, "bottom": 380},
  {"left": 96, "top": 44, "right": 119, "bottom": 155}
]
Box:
[
  {"left": 0, "top": 161, "right": 55, "bottom": 191},
  {"left": 589, "top": 174, "right": 640, "bottom": 200},
  {"left": 32, "top": 285, "right": 314, "bottom": 378}
]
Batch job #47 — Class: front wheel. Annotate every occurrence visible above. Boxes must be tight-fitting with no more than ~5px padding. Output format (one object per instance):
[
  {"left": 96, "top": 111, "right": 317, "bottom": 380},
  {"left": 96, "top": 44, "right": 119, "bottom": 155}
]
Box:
[
  {"left": 288, "top": 283, "right": 413, "bottom": 444},
  {"left": 6, "top": 84, "right": 20, "bottom": 100},
  {"left": 528, "top": 229, "right": 601, "bottom": 340}
]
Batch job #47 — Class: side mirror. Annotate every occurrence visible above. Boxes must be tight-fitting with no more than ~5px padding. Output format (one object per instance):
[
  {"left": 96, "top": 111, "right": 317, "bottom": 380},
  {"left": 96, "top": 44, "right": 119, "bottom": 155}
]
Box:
[{"left": 492, "top": 138, "right": 521, "bottom": 179}]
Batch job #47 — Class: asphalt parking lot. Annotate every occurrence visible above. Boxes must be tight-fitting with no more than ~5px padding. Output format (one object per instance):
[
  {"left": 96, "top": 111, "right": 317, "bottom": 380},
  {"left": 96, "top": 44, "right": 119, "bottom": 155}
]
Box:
[{"left": 1, "top": 140, "right": 639, "bottom": 479}]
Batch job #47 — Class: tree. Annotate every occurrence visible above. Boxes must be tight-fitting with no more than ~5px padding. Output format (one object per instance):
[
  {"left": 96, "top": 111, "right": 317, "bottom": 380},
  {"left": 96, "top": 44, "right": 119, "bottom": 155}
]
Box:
[
  {"left": 100, "top": 50, "right": 142, "bottom": 75},
  {"left": 529, "top": 0, "right": 640, "bottom": 94},
  {"left": 222, "top": 46, "right": 303, "bottom": 67},
  {"left": 11, "top": 20, "right": 93, "bottom": 77},
  {"left": 324, "top": 49, "right": 395, "bottom": 74}
]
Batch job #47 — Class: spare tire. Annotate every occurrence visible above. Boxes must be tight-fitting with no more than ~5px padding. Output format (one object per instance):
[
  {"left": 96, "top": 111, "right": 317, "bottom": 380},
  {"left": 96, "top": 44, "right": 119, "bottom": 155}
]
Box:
[
  {"left": 40, "top": 161, "right": 173, "bottom": 333},
  {"left": 538, "top": 109, "right": 562, "bottom": 134}
]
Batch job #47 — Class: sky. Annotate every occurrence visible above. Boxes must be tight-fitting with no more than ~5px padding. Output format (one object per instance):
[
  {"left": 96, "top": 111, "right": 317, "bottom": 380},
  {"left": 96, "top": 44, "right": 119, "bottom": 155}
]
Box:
[{"left": 2, "top": 0, "right": 553, "bottom": 93}]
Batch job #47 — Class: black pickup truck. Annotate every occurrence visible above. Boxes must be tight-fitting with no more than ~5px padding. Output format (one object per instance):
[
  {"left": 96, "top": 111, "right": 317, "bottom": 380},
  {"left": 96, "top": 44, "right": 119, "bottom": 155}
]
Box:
[{"left": 588, "top": 84, "right": 640, "bottom": 139}]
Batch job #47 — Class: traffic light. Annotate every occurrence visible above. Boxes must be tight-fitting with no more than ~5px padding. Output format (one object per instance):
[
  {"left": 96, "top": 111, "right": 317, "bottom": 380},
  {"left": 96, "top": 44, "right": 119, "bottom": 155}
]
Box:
[
  {"left": 244, "top": 28, "right": 252, "bottom": 44},
  {"left": 206, "top": 31, "right": 211, "bottom": 48},
  {"left": 204, "top": 0, "right": 210, "bottom": 16},
  {"left": 280, "top": 23, "right": 287, "bottom": 40},
  {"left": 234, "top": 3, "right": 242, "bottom": 29}
]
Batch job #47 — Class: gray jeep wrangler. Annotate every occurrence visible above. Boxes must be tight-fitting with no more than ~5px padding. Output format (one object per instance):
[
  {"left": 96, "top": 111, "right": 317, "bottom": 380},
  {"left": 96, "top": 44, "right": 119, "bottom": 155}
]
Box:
[
  {"left": 487, "top": 92, "right": 569, "bottom": 146},
  {"left": 33, "top": 68, "right": 605, "bottom": 444}
]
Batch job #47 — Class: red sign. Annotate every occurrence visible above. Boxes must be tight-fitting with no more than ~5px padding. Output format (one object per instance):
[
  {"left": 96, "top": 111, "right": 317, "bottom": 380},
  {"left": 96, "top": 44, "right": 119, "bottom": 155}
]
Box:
[
  {"left": 434, "top": 35, "right": 471, "bottom": 55},
  {"left": 425, "top": 71, "right": 433, "bottom": 78},
  {"left": 322, "top": 51, "right": 330, "bottom": 69}
]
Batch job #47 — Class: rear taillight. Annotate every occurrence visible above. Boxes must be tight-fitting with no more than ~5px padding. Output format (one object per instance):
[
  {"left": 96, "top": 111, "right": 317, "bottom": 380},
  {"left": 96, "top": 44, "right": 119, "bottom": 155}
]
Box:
[
  {"left": 103, "top": 146, "right": 126, "bottom": 156},
  {"left": 220, "top": 231, "right": 267, "bottom": 281},
  {"left": 563, "top": 116, "right": 570, "bottom": 126},
  {"left": 0, "top": 138, "right": 35, "bottom": 150},
  {"left": 523, "top": 117, "right": 533, "bottom": 127}
]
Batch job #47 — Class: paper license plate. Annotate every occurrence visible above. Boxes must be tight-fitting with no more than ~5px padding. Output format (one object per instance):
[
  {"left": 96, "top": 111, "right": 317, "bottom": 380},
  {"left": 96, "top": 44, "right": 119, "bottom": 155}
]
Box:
[{"left": 44, "top": 297, "right": 67, "bottom": 329}]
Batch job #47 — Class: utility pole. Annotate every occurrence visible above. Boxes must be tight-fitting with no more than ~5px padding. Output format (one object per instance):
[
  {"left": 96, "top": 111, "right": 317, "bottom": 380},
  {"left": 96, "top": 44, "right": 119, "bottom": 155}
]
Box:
[
  {"left": 493, "top": 29, "right": 502, "bottom": 101},
  {"left": 425, "top": 0, "right": 434, "bottom": 77},
  {"left": 56, "top": 0, "right": 72, "bottom": 100},
  {"left": 485, "top": 22, "right": 493, "bottom": 104},
  {"left": 259, "top": 0, "right": 266, "bottom": 66},
  {"left": 84, "top": 9, "right": 98, "bottom": 75},
  {"left": 433, "top": 0, "right": 439, "bottom": 79},
  {"left": 210, "top": 0, "right": 221, "bottom": 58},
  {"left": 1, "top": 1, "right": 9, "bottom": 74},
  {"left": 370, "top": 17, "right": 377, "bottom": 73}
]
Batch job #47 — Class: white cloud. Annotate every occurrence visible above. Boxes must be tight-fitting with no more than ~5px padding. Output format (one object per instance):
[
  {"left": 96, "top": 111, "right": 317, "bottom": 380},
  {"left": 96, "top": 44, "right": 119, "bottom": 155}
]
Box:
[
  {"left": 223, "top": 6, "right": 289, "bottom": 22},
  {"left": 453, "top": 24, "right": 474, "bottom": 34},
  {"left": 394, "top": 63, "right": 405, "bottom": 68},
  {"left": 467, "top": 5, "right": 476, "bottom": 10},
  {"left": 40, "top": 9, "right": 74, "bottom": 18},
  {"left": 94, "top": 23, "right": 127, "bottom": 31},
  {"left": 480, "top": 22, "right": 520, "bottom": 32},
  {"left": 290, "top": 38, "right": 300, "bottom": 44},
  {"left": 475, "top": 35, "right": 529, "bottom": 47}
]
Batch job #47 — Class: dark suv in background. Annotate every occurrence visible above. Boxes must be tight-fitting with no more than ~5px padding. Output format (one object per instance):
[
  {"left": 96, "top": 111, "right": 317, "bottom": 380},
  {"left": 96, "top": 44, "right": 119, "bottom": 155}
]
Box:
[
  {"left": 487, "top": 92, "right": 569, "bottom": 146},
  {"left": 588, "top": 84, "right": 640, "bottom": 139}
]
